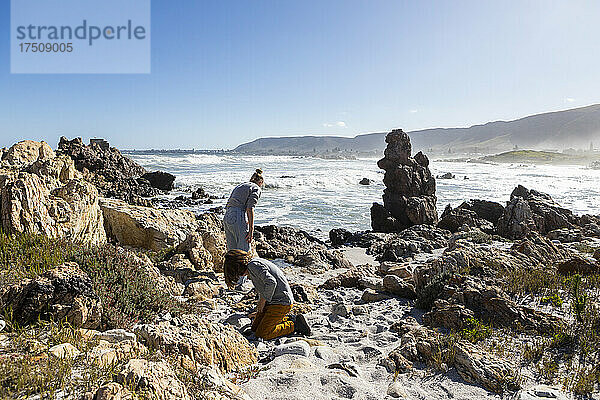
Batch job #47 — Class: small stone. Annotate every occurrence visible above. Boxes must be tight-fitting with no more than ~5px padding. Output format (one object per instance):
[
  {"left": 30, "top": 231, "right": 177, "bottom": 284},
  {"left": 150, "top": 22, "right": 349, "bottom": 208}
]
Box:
[
  {"left": 95, "top": 329, "right": 136, "bottom": 343},
  {"left": 94, "top": 382, "right": 133, "bottom": 400},
  {"left": 224, "top": 314, "right": 252, "bottom": 330},
  {"left": 0, "top": 320, "right": 5, "bottom": 332},
  {"left": 352, "top": 305, "right": 367, "bottom": 315},
  {"left": 286, "top": 358, "right": 315, "bottom": 372},
  {"left": 359, "top": 178, "right": 371, "bottom": 185},
  {"left": 274, "top": 341, "right": 310, "bottom": 357},
  {"left": 315, "top": 346, "right": 337, "bottom": 362},
  {"left": 331, "top": 302, "right": 350, "bottom": 318},
  {"left": 327, "top": 362, "right": 359, "bottom": 377},
  {"left": 361, "top": 289, "right": 392, "bottom": 303},
  {"left": 358, "top": 346, "right": 382, "bottom": 361},
  {"left": 387, "top": 381, "right": 406, "bottom": 398},
  {"left": 49, "top": 343, "right": 80, "bottom": 359}
]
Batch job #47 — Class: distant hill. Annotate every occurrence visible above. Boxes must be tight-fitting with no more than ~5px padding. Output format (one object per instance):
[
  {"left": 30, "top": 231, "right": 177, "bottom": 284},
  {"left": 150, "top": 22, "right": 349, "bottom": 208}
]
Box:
[
  {"left": 234, "top": 104, "right": 600, "bottom": 156},
  {"left": 480, "top": 149, "right": 600, "bottom": 165}
]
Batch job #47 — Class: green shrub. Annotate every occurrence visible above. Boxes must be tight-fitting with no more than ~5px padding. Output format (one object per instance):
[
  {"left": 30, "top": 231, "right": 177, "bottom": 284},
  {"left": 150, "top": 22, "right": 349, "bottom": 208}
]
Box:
[
  {"left": 460, "top": 317, "right": 492, "bottom": 343},
  {"left": 0, "top": 231, "right": 183, "bottom": 329},
  {"left": 569, "top": 274, "right": 587, "bottom": 323},
  {"left": 540, "top": 293, "right": 563, "bottom": 308}
]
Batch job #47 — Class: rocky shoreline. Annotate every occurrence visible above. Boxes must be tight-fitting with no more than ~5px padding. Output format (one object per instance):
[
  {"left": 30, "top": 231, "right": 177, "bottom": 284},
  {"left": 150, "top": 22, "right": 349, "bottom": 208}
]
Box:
[{"left": 0, "top": 134, "right": 599, "bottom": 399}]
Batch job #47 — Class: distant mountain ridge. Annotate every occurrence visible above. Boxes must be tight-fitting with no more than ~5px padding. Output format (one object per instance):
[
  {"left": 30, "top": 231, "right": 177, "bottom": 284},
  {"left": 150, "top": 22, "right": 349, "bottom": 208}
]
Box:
[{"left": 234, "top": 104, "right": 600, "bottom": 155}]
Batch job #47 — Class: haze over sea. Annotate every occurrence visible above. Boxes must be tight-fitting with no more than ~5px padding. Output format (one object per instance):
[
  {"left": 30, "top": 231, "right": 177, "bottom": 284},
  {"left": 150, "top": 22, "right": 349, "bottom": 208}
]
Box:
[{"left": 129, "top": 153, "right": 600, "bottom": 238}]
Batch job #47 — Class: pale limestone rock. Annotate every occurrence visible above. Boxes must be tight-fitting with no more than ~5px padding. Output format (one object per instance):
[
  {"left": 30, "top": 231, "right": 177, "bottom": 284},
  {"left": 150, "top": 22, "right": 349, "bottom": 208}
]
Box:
[
  {"left": 49, "top": 342, "right": 80, "bottom": 358},
  {"left": 100, "top": 198, "right": 198, "bottom": 250},
  {"left": 453, "top": 340, "right": 519, "bottom": 393},
  {"left": 518, "top": 385, "right": 569, "bottom": 400},
  {"left": 196, "top": 213, "right": 227, "bottom": 272},
  {"left": 89, "top": 339, "right": 147, "bottom": 368},
  {"left": 117, "top": 359, "right": 191, "bottom": 400},
  {"left": 198, "top": 366, "right": 253, "bottom": 400},
  {"left": 94, "top": 382, "right": 133, "bottom": 400},
  {"left": 2, "top": 140, "right": 55, "bottom": 168},
  {"left": 274, "top": 341, "right": 310, "bottom": 357},
  {"left": 27, "top": 154, "right": 78, "bottom": 189},
  {"left": 360, "top": 289, "right": 392, "bottom": 303},
  {"left": 134, "top": 314, "right": 257, "bottom": 373},
  {"left": 0, "top": 169, "right": 106, "bottom": 245},
  {"left": 175, "top": 232, "right": 213, "bottom": 269},
  {"left": 182, "top": 279, "right": 223, "bottom": 299},
  {"left": 95, "top": 329, "right": 137, "bottom": 343}
]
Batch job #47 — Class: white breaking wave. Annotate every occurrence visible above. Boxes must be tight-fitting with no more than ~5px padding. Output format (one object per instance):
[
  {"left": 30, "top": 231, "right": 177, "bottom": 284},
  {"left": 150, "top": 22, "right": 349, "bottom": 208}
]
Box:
[{"left": 129, "top": 154, "right": 600, "bottom": 238}]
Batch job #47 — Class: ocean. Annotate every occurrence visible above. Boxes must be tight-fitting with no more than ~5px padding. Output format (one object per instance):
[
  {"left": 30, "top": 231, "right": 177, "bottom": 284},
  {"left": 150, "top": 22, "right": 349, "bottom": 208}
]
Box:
[{"left": 128, "top": 153, "right": 600, "bottom": 238}]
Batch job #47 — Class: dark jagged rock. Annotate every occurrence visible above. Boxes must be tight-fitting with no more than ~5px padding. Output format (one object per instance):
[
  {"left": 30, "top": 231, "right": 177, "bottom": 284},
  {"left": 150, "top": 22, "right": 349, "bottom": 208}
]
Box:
[
  {"left": 191, "top": 187, "right": 208, "bottom": 200},
  {"left": 370, "top": 129, "right": 437, "bottom": 233},
  {"left": 329, "top": 228, "right": 354, "bottom": 247},
  {"left": 414, "top": 232, "right": 573, "bottom": 298},
  {"left": 254, "top": 225, "right": 352, "bottom": 273},
  {"left": 141, "top": 171, "right": 176, "bottom": 191},
  {"left": 437, "top": 200, "right": 504, "bottom": 233},
  {"left": 0, "top": 263, "right": 101, "bottom": 328},
  {"left": 57, "top": 137, "right": 174, "bottom": 205},
  {"left": 497, "top": 185, "right": 579, "bottom": 239},
  {"left": 459, "top": 199, "right": 505, "bottom": 225},
  {"left": 359, "top": 178, "right": 371, "bottom": 185},
  {"left": 58, "top": 137, "right": 144, "bottom": 178},
  {"left": 328, "top": 228, "right": 387, "bottom": 248},
  {"left": 422, "top": 276, "right": 562, "bottom": 335},
  {"left": 436, "top": 172, "right": 454, "bottom": 179},
  {"left": 369, "top": 224, "right": 451, "bottom": 262},
  {"left": 437, "top": 205, "right": 493, "bottom": 233},
  {"left": 547, "top": 228, "right": 583, "bottom": 243},
  {"left": 557, "top": 257, "right": 599, "bottom": 276}
]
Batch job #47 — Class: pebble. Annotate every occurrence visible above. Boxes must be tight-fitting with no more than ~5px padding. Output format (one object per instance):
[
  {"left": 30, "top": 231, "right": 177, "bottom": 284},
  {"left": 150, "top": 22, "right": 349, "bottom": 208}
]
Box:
[
  {"left": 352, "top": 305, "right": 367, "bottom": 315},
  {"left": 274, "top": 341, "right": 310, "bottom": 357},
  {"left": 331, "top": 303, "right": 350, "bottom": 318},
  {"left": 387, "top": 381, "right": 406, "bottom": 398},
  {"left": 0, "top": 319, "right": 5, "bottom": 332},
  {"left": 49, "top": 343, "right": 80, "bottom": 359},
  {"left": 315, "top": 346, "right": 337, "bottom": 362}
]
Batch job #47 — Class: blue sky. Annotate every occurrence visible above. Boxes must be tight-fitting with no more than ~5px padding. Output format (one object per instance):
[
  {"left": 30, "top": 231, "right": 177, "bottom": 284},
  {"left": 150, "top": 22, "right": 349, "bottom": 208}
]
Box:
[{"left": 1, "top": 1, "right": 600, "bottom": 149}]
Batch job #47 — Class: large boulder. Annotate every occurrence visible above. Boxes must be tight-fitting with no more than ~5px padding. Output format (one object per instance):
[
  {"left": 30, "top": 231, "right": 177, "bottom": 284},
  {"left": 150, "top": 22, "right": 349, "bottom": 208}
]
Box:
[
  {"left": 369, "top": 224, "right": 451, "bottom": 262},
  {"left": 453, "top": 341, "right": 519, "bottom": 393},
  {"left": 498, "top": 185, "right": 579, "bottom": 239},
  {"left": 254, "top": 225, "right": 351, "bottom": 273},
  {"left": 437, "top": 205, "right": 488, "bottom": 233},
  {"left": 117, "top": 359, "right": 191, "bottom": 400},
  {"left": 371, "top": 129, "right": 437, "bottom": 232},
  {"left": 134, "top": 314, "right": 257, "bottom": 373},
  {"left": 57, "top": 137, "right": 173, "bottom": 206},
  {"left": 0, "top": 263, "right": 102, "bottom": 328},
  {"left": 0, "top": 154, "right": 106, "bottom": 245},
  {"left": 1, "top": 140, "right": 55, "bottom": 168},
  {"left": 100, "top": 198, "right": 198, "bottom": 250},
  {"left": 196, "top": 213, "right": 227, "bottom": 272},
  {"left": 141, "top": 171, "right": 176, "bottom": 191}
]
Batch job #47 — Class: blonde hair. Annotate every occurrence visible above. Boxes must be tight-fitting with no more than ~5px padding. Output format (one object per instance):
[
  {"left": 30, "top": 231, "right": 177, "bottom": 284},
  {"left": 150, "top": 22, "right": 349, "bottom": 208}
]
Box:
[
  {"left": 250, "top": 168, "right": 263, "bottom": 185},
  {"left": 224, "top": 249, "right": 253, "bottom": 288}
]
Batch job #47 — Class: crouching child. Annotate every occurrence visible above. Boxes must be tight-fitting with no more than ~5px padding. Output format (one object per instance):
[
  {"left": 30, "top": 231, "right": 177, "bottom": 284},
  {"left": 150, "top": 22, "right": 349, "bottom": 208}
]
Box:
[{"left": 224, "top": 249, "right": 311, "bottom": 339}]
